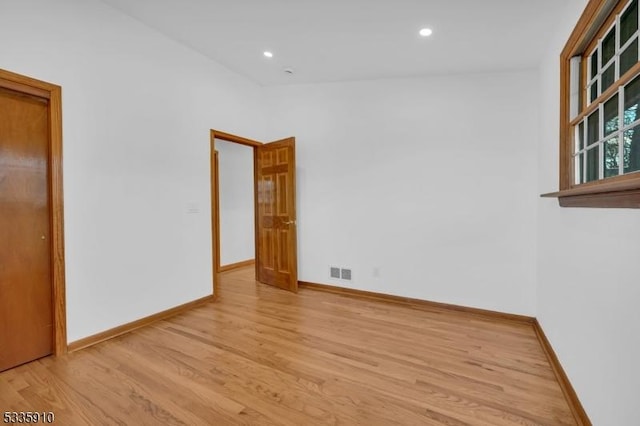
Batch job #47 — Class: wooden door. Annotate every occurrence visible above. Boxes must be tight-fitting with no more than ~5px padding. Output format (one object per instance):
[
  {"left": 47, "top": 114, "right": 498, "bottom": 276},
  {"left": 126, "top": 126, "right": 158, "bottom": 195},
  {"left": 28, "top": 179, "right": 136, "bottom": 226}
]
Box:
[
  {"left": 255, "top": 138, "right": 298, "bottom": 292},
  {"left": 0, "top": 87, "right": 53, "bottom": 371}
]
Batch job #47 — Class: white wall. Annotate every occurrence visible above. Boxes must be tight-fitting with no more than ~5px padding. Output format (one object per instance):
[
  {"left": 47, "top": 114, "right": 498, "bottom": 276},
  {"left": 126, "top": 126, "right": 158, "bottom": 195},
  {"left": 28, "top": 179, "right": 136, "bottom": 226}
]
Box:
[
  {"left": 538, "top": 1, "right": 640, "bottom": 424},
  {"left": 265, "top": 72, "right": 539, "bottom": 315},
  {"left": 0, "top": 0, "right": 265, "bottom": 342},
  {"left": 217, "top": 140, "right": 255, "bottom": 266},
  {"left": 4, "top": 2, "right": 631, "bottom": 421}
]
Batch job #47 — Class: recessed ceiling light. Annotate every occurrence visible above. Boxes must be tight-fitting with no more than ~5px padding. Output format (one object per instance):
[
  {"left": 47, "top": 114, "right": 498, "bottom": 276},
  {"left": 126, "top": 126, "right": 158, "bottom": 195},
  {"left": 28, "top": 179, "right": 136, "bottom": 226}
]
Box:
[
  {"left": 263, "top": 51, "right": 273, "bottom": 58},
  {"left": 419, "top": 28, "right": 433, "bottom": 37}
]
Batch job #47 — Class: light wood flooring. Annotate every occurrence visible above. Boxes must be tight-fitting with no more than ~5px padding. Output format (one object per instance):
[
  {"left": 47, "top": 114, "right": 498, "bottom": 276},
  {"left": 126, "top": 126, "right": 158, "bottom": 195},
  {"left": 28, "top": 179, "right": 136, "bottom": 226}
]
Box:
[{"left": 0, "top": 267, "right": 576, "bottom": 425}]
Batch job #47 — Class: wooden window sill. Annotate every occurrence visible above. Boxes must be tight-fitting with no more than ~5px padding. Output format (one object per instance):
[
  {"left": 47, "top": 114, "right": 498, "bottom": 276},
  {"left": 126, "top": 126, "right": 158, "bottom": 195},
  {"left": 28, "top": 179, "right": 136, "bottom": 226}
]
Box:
[{"left": 541, "top": 177, "right": 640, "bottom": 208}]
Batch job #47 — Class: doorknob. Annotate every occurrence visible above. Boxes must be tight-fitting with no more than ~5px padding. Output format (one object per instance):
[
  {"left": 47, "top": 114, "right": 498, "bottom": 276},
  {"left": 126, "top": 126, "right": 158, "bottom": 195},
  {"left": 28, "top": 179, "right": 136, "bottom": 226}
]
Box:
[
  {"left": 41, "top": 235, "right": 45, "bottom": 240},
  {"left": 283, "top": 220, "right": 296, "bottom": 225}
]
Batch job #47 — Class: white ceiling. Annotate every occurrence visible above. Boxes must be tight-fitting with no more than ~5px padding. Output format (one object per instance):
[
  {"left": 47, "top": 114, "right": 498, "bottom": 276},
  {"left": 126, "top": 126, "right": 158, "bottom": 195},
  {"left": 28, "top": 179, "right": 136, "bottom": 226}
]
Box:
[{"left": 100, "top": 0, "right": 567, "bottom": 86}]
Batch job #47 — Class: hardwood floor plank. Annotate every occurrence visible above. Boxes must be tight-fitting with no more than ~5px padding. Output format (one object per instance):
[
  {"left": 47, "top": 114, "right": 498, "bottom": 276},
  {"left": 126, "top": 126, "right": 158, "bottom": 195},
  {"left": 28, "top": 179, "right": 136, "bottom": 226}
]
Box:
[{"left": 0, "top": 266, "right": 576, "bottom": 425}]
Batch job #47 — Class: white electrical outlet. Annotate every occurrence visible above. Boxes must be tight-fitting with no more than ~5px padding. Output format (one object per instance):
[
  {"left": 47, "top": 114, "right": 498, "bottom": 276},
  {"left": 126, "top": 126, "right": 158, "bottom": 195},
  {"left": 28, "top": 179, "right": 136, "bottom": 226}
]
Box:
[{"left": 186, "top": 202, "right": 200, "bottom": 214}]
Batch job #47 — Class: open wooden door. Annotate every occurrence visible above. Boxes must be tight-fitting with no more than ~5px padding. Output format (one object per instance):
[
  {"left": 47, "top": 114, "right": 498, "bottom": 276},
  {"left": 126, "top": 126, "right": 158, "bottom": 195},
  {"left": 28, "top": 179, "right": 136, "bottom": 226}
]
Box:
[{"left": 255, "top": 137, "right": 298, "bottom": 292}]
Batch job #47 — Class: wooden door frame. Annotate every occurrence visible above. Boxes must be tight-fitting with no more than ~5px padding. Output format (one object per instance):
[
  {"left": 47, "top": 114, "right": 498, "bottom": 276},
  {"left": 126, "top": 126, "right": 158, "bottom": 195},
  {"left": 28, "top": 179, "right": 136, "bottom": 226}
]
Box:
[
  {"left": 210, "top": 129, "right": 262, "bottom": 296},
  {"left": 0, "top": 69, "right": 67, "bottom": 356}
]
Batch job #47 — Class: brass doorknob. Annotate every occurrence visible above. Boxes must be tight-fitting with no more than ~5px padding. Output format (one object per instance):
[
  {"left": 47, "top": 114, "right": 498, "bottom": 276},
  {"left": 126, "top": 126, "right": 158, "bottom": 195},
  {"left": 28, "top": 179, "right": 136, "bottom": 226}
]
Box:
[{"left": 41, "top": 235, "right": 45, "bottom": 240}]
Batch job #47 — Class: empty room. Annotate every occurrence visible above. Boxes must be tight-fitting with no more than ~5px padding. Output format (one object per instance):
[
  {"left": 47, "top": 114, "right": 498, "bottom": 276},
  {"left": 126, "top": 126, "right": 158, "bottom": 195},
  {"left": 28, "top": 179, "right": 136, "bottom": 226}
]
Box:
[{"left": 0, "top": 0, "right": 638, "bottom": 425}]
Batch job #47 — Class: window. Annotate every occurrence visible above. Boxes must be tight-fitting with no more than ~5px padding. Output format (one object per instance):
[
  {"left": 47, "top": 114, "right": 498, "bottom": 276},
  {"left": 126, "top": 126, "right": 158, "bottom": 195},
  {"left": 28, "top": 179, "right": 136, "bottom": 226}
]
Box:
[{"left": 547, "top": 0, "right": 640, "bottom": 208}]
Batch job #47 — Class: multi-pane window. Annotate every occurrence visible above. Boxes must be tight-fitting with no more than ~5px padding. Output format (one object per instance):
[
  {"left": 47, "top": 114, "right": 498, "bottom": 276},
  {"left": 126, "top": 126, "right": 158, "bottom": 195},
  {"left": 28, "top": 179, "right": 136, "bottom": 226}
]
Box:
[
  {"left": 549, "top": 0, "right": 640, "bottom": 207},
  {"left": 573, "top": 0, "right": 640, "bottom": 184}
]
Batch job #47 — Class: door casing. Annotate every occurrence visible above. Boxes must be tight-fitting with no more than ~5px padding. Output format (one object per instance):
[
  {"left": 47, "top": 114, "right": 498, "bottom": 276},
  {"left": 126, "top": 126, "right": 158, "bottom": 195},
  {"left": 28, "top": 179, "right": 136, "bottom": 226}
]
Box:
[
  {"left": 0, "top": 68, "right": 67, "bottom": 356},
  {"left": 210, "top": 129, "right": 263, "bottom": 296}
]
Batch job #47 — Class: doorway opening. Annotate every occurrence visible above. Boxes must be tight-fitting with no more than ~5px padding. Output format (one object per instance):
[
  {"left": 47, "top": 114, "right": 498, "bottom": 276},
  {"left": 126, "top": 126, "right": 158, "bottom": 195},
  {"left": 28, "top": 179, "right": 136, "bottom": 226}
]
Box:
[
  {"left": 210, "top": 129, "right": 298, "bottom": 296},
  {"left": 215, "top": 138, "right": 257, "bottom": 274},
  {"left": 210, "top": 130, "right": 262, "bottom": 296}
]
